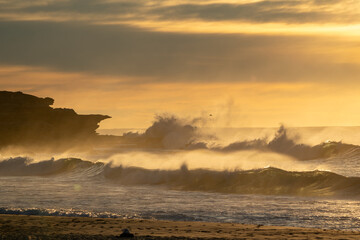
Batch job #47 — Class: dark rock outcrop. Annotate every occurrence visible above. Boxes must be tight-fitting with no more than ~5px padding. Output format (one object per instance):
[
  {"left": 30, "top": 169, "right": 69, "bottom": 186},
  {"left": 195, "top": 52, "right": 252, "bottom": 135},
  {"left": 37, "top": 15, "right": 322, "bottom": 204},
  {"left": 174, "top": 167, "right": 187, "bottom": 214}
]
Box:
[{"left": 0, "top": 91, "right": 110, "bottom": 150}]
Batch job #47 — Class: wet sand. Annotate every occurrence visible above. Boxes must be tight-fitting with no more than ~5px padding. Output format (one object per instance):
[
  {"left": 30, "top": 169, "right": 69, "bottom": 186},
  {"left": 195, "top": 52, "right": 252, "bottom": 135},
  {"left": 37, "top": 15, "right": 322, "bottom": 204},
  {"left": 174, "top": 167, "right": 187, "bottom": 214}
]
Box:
[{"left": 0, "top": 214, "right": 359, "bottom": 239}]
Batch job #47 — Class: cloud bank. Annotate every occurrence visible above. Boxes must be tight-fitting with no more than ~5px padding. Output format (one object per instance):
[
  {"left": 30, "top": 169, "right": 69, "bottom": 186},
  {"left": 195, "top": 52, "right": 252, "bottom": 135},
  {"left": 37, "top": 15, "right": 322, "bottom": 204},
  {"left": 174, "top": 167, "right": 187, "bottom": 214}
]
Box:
[
  {"left": 0, "top": 0, "right": 358, "bottom": 24},
  {"left": 0, "top": 20, "right": 359, "bottom": 84}
]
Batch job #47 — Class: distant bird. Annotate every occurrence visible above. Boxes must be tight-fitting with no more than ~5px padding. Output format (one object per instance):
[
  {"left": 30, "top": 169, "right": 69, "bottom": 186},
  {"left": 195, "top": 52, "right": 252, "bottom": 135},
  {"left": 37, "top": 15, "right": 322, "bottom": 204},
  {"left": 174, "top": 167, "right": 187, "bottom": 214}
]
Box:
[
  {"left": 120, "top": 228, "right": 134, "bottom": 238},
  {"left": 209, "top": 114, "right": 213, "bottom": 117}
]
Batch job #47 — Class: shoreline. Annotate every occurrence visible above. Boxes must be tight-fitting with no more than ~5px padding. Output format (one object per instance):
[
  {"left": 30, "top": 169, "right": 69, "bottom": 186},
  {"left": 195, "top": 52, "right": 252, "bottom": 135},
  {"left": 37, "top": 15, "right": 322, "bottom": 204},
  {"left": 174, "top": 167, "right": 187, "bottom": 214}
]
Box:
[{"left": 0, "top": 214, "right": 359, "bottom": 239}]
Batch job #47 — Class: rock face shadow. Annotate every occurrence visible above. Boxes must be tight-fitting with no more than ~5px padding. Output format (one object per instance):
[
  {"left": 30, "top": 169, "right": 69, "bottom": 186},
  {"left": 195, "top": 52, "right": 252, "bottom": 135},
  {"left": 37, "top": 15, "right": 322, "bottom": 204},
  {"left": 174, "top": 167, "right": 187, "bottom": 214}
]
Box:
[{"left": 0, "top": 91, "right": 110, "bottom": 151}]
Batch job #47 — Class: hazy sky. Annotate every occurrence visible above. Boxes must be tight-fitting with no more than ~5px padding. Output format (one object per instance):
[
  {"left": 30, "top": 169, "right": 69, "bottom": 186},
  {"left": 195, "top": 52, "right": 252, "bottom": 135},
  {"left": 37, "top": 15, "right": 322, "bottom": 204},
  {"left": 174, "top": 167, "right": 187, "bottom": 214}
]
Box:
[{"left": 1, "top": 0, "right": 360, "bottom": 128}]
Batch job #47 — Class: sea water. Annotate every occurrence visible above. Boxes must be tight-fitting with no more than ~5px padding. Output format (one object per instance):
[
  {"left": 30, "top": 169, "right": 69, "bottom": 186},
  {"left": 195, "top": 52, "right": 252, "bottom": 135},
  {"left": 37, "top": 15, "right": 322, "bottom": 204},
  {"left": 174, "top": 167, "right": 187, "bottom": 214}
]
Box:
[
  {"left": 2, "top": 127, "right": 360, "bottom": 231},
  {"left": 1, "top": 173, "right": 360, "bottom": 230}
]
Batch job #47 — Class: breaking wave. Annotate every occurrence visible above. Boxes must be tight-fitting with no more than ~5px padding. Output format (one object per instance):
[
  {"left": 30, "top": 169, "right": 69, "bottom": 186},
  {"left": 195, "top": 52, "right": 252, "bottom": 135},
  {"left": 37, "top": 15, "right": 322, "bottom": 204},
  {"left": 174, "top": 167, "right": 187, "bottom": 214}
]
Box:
[
  {"left": 0, "top": 207, "right": 125, "bottom": 218},
  {"left": 1, "top": 115, "right": 358, "bottom": 162},
  {"left": 218, "top": 126, "right": 358, "bottom": 160},
  {"left": 1, "top": 157, "right": 360, "bottom": 198},
  {"left": 103, "top": 165, "right": 360, "bottom": 197},
  {"left": 121, "top": 115, "right": 358, "bottom": 160},
  {"left": 0, "top": 157, "right": 103, "bottom": 176}
]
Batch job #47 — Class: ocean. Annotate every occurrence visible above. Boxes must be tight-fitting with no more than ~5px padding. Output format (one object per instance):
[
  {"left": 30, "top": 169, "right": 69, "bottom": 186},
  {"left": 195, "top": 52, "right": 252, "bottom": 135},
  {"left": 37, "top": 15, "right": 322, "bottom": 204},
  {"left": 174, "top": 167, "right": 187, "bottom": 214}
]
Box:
[{"left": 2, "top": 126, "right": 360, "bottom": 231}]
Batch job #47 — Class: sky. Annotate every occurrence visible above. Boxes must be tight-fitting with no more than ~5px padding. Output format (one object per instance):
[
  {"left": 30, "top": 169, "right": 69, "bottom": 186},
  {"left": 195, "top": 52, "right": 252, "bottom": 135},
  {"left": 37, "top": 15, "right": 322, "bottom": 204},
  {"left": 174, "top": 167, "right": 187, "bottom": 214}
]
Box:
[{"left": 1, "top": 0, "right": 360, "bottom": 128}]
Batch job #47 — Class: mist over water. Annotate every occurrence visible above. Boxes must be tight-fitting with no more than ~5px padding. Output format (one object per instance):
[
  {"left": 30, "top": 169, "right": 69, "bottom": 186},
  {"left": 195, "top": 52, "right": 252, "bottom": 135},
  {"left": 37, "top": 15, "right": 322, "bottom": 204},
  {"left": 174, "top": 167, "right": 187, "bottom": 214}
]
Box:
[
  {"left": 2, "top": 114, "right": 360, "bottom": 229},
  {"left": 3, "top": 115, "right": 360, "bottom": 188}
]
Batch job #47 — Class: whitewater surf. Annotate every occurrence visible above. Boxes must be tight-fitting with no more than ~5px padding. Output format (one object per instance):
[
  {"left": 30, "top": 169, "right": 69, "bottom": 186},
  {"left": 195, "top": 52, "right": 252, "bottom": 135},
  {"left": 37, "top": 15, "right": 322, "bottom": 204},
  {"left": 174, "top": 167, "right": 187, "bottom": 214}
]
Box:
[{"left": 2, "top": 92, "right": 360, "bottom": 231}]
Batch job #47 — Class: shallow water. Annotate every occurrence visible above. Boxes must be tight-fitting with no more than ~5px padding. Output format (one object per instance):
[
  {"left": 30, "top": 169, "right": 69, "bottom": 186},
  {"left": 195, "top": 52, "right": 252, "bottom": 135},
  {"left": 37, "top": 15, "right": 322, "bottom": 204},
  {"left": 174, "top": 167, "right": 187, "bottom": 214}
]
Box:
[{"left": 1, "top": 172, "right": 360, "bottom": 230}]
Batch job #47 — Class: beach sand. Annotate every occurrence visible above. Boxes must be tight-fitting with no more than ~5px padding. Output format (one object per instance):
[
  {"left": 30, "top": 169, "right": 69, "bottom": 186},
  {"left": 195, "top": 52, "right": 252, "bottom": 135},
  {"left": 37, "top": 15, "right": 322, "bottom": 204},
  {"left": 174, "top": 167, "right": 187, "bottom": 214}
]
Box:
[{"left": 0, "top": 214, "right": 359, "bottom": 239}]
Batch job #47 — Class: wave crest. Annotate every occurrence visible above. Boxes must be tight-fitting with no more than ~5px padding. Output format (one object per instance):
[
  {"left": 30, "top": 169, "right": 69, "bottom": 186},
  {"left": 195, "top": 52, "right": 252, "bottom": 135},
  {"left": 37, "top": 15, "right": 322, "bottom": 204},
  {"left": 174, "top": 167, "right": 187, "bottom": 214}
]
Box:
[
  {"left": 121, "top": 116, "right": 358, "bottom": 160},
  {"left": 2, "top": 157, "right": 360, "bottom": 198},
  {"left": 0, "top": 157, "right": 102, "bottom": 176},
  {"left": 103, "top": 164, "right": 360, "bottom": 197},
  {"left": 222, "top": 126, "right": 357, "bottom": 160}
]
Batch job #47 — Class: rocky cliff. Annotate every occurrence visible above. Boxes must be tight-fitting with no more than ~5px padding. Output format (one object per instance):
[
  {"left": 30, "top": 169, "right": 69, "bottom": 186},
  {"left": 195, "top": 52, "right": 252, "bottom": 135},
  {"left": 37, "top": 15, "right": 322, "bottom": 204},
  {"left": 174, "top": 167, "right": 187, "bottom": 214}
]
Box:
[{"left": 0, "top": 91, "right": 110, "bottom": 150}]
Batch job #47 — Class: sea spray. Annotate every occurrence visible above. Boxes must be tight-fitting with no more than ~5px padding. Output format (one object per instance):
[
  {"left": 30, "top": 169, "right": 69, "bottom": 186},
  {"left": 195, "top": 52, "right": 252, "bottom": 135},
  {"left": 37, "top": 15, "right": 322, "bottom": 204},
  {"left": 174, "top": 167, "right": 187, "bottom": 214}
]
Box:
[{"left": 1, "top": 156, "right": 360, "bottom": 198}]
